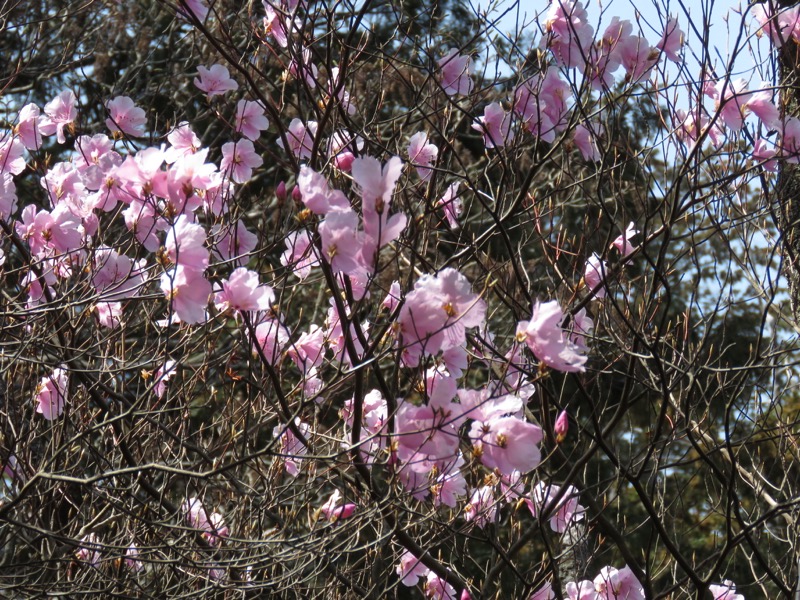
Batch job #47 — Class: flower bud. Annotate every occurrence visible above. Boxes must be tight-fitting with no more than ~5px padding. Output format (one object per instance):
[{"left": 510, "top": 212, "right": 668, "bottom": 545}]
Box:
[
  {"left": 276, "top": 181, "right": 287, "bottom": 204},
  {"left": 554, "top": 410, "right": 569, "bottom": 443}
]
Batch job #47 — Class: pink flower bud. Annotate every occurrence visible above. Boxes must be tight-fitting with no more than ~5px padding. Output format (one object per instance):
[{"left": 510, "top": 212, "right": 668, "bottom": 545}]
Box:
[
  {"left": 554, "top": 410, "right": 569, "bottom": 443},
  {"left": 292, "top": 184, "right": 302, "bottom": 204},
  {"left": 276, "top": 181, "right": 287, "bottom": 204},
  {"left": 460, "top": 590, "right": 472, "bottom": 600}
]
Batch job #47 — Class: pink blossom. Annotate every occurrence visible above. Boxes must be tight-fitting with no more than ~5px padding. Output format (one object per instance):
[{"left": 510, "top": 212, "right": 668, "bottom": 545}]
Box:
[
  {"left": 514, "top": 68, "right": 571, "bottom": 143},
  {"left": 160, "top": 265, "right": 211, "bottom": 324},
  {"left": 273, "top": 418, "right": 310, "bottom": 477},
  {"left": 165, "top": 122, "right": 201, "bottom": 163},
  {"left": 16, "top": 204, "right": 83, "bottom": 256},
  {"left": 281, "top": 230, "right": 318, "bottom": 279},
  {"left": 554, "top": 410, "right": 569, "bottom": 443},
  {"left": 425, "top": 572, "right": 457, "bottom": 600},
  {"left": 211, "top": 219, "right": 257, "bottom": 264},
  {"left": 35, "top": 367, "right": 68, "bottom": 420},
  {"left": 287, "top": 325, "right": 326, "bottom": 374},
  {"left": 263, "top": 1, "right": 293, "bottom": 48},
  {"left": 319, "top": 489, "right": 356, "bottom": 522},
  {"left": 328, "top": 130, "right": 363, "bottom": 172},
  {"left": 381, "top": 280, "right": 402, "bottom": 312},
  {"left": 214, "top": 267, "right": 274, "bottom": 313},
  {"left": 781, "top": 116, "right": 800, "bottom": 162},
  {"left": 408, "top": 131, "right": 438, "bottom": 180},
  {"left": 744, "top": 86, "right": 780, "bottom": 129},
  {"left": 77, "top": 534, "right": 101, "bottom": 566},
  {"left": 541, "top": 0, "right": 594, "bottom": 69},
  {"left": 611, "top": 221, "right": 639, "bottom": 256},
  {"left": 91, "top": 246, "right": 148, "bottom": 301},
  {"left": 618, "top": 34, "right": 657, "bottom": 82},
  {"left": 432, "top": 454, "right": 467, "bottom": 508},
  {"left": 517, "top": 300, "right": 588, "bottom": 372},
  {"left": 397, "top": 551, "right": 429, "bottom": 587},
  {"left": 179, "top": 0, "right": 208, "bottom": 21},
  {"left": 319, "top": 208, "right": 366, "bottom": 276},
  {"left": 95, "top": 302, "right": 122, "bottom": 328},
  {"left": 528, "top": 481, "right": 585, "bottom": 533},
  {"left": 288, "top": 46, "right": 318, "bottom": 88},
  {"left": 584, "top": 252, "right": 607, "bottom": 298},
  {"left": 253, "top": 316, "right": 289, "bottom": 365},
  {"left": 235, "top": 100, "right": 270, "bottom": 141},
  {"left": 709, "top": 580, "right": 744, "bottom": 600},
  {"left": 472, "top": 102, "right": 512, "bottom": 148},
  {"left": 220, "top": 139, "right": 263, "bottom": 183},
  {"left": 657, "top": 16, "right": 684, "bottom": 63},
  {"left": 593, "top": 566, "right": 644, "bottom": 600},
  {"left": 0, "top": 135, "right": 25, "bottom": 176},
  {"left": 165, "top": 215, "right": 209, "bottom": 271},
  {"left": 43, "top": 90, "right": 77, "bottom": 144},
  {"left": 753, "top": 137, "right": 778, "bottom": 172},
  {"left": 105, "top": 96, "right": 146, "bottom": 137},
  {"left": 297, "top": 165, "right": 349, "bottom": 215},
  {"left": 0, "top": 173, "right": 17, "bottom": 219},
  {"left": 464, "top": 486, "right": 497, "bottom": 528},
  {"left": 125, "top": 543, "right": 143, "bottom": 572},
  {"left": 153, "top": 359, "right": 176, "bottom": 398},
  {"left": 752, "top": 4, "right": 800, "bottom": 48},
  {"left": 16, "top": 103, "right": 45, "bottom": 150},
  {"left": 566, "top": 580, "right": 600, "bottom": 600},
  {"left": 530, "top": 582, "right": 556, "bottom": 600},
  {"left": 182, "top": 497, "right": 229, "bottom": 546},
  {"left": 438, "top": 49, "right": 473, "bottom": 96},
  {"left": 194, "top": 64, "right": 239, "bottom": 97},
  {"left": 573, "top": 123, "right": 601, "bottom": 161},
  {"left": 470, "top": 414, "right": 543, "bottom": 476},
  {"left": 277, "top": 118, "right": 317, "bottom": 159}
]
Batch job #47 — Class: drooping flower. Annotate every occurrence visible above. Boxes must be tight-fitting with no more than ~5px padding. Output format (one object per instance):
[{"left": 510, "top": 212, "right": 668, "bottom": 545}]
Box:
[
  {"left": 35, "top": 367, "right": 69, "bottom": 420},
  {"left": 517, "top": 300, "right": 588, "bottom": 372},
  {"left": 657, "top": 16, "right": 684, "bottom": 62}
]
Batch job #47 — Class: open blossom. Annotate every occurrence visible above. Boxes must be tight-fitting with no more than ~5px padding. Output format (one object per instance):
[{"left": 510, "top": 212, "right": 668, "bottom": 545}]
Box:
[
  {"left": 709, "top": 580, "right": 744, "bottom": 600},
  {"left": 35, "top": 367, "right": 69, "bottom": 420},
  {"left": 165, "top": 122, "right": 201, "bottom": 163},
  {"left": 274, "top": 418, "right": 311, "bottom": 476},
  {"left": 16, "top": 103, "right": 45, "bottom": 150},
  {"left": 160, "top": 265, "right": 211, "bottom": 324},
  {"left": 517, "top": 300, "right": 588, "bottom": 372},
  {"left": 164, "top": 215, "right": 209, "bottom": 271},
  {"left": 514, "top": 68, "right": 571, "bottom": 143},
  {"left": 105, "top": 96, "right": 146, "bottom": 137},
  {"left": 297, "top": 165, "right": 349, "bottom": 215},
  {"left": 528, "top": 481, "right": 585, "bottom": 533},
  {"left": 408, "top": 131, "right": 438, "bottom": 180},
  {"left": 464, "top": 486, "right": 497, "bottom": 528},
  {"left": 593, "top": 566, "right": 644, "bottom": 600},
  {"left": 397, "top": 551, "right": 429, "bottom": 587},
  {"left": 542, "top": 0, "right": 594, "bottom": 69},
  {"left": 235, "top": 100, "right": 269, "bottom": 140},
  {"left": 183, "top": 497, "right": 229, "bottom": 546},
  {"left": 153, "top": 359, "right": 176, "bottom": 398},
  {"left": 214, "top": 267, "right": 274, "bottom": 313},
  {"left": 530, "top": 582, "right": 555, "bottom": 600},
  {"left": 0, "top": 135, "right": 25, "bottom": 177},
  {"left": 573, "top": 123, "right": 600, "bottom": 161},
  {"left": 77, "top": 534, "right": 101, "bottom": 566},
  {"left": 472, "top": 102, "right": 512, "bottom": 148},
  {"left": 220, "top": 139, "right": 263, "bottom": 183},
  {"left": 657, "top": 16, "right": 684, "bottom": 62},
  {"left": 277, "top": 118, "right": 317, "bottom": 159},
  {"left": 584, "top": 252, "right": 607, "bottom": 298},
  {"left": 611, "top": 221, "right": 639, "bottom": 256},
  {"left": 319, "top": 489, "right": 356, "bottom": 522},
  {"left": 281, "top": 230, "right": 318, "bottom": 279},
  {"left": 43, "top": 90, "right": 77, "bottom": 144},
  {"left": 194, "top": 64, "right": 239, "bottom": 97},
  {"left": 438, "top": 49, "right": 473, "bottom": 96}
]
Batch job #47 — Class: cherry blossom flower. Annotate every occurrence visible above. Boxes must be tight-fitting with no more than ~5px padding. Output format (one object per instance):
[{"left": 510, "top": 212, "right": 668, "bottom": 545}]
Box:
[
  {"left": 472, "top": 102, "right": 512, "bottom": 148},
  {"left": 517, "top": 300, "right": 588, "bottom": 372},
  {"left": 527, "top": 481, "right": 585, "bottom": 533},
  {"left": 709, "top": 580, "right": 744, "bottom": 600},
  {"left": 541, "top": 0, "right": 594, "bottom": 69},
  {"left": 35, "top": 367, "right": 68, "bottom": 420},
  {"left": 164, "top": 215, "right": 209, "bottom": 271},
  {"left": 319, "top": 489, "right": 356, "bottom": 522},
  {"left": 214, "top": 267, "right": 274, "bottom": 313},
  {"left": 165, "top": 122, "right": 201, "bottom": 163},
  {"left": 77, "top": 533, "right": 101, "bottom": 566},
  {"left": 425, "top": 571, "right": 457, "bottom": 600},
  {"left": 220, "top": 139, "right": 263, "bottom": 183},
  {"left": 160, "top": 265, "right": 211, "bottom": 324},
  {"left": 281, "top": 230, "right": 318, "bottom": 279},
  {"left": 657, "top": 16, "right": 684, "bottom": 62},
  {"left": 397, "top": 551, "right": 429, "bottom": 587},
  {"left": 464, "top": 486, "right": 497, "bottom": 528},
  {"left": 408, "top": 131, "right": 438, "bottom": 181},
  {"left": 105, "top": 96, "right": 147, "bottom": 137},
  {"left": 277, "top": 118, "right": 317, "bottom": 159},
  {"left": 194, "top": 64, "right": 239, "bottom": 98},
  {"left": 611, "top": 221, "right": 639, "bottom": 256},
  {"left": 273, "top": 418, "right": 310, "bottom": 476},
  {"left": 584, "top": 252, "right": 607, "bottom": 298},
  {"left": 0, "top": 135, "right": 25, "bottom": 176},
  {"left": 43, "top": 90, "right": 77, "bottom": 144},
  {"left": 593, "top": 566, "right": 644, "bottom": 600},
  {"left": 297, "top": 165, "right": 349, "bottom": 215},
  {"left": 515, "top": 68, "right": 571, "bottom": 143},
  {"left": 235, "top": 100, "right": 270, "bottom": 141},
  {"left": 573, "top": 123, "right": 601, "bottom": 161},
  {"left": 438, "top": 49, "right": 473, "bottom": 96},
  {"left": 16, "top": 103, "right": 45, "bottom": 150},
  {"left": 253, "top": 316, "right": 289, "bottom": 365}
]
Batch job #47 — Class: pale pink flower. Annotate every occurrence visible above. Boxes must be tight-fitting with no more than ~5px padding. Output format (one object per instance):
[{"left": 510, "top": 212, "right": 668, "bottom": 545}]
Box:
[
  {"left": 752, "top": 4, "right": 800, "bottom": 48},
  {"left": 179, "top": 0, "right": 208, "bottom": 21},
  {"left": 235, "top": 100, "right": 269, "bottom": 141},
  {"left": 554, "top": 410, "right": 569, "bottom": 443},
  {"left": 297, "top": 165, "right": 349, "bottom": 215},
  {"left": 125, "top": 543, "right": 143, "bottom": 572},
  {"left": 43, "top": 90, "right": 77, "bottom": 144},
  {"left": 165, "top": 122, "right": 201, "bottom": 163},
  {"left": 263, "top": 1, "right": 293, "bottom": 48},
  {"left": 584, "top": 252, "right": 607, "bottom": 298},
  {"left": 194, "top": 64, "right": 239, "bottom": 97},
  {"left": 408, "top": 131, "right": 438, "bottom": 180},
  {"left": 16, "top": 103, "right": 45, "bottom": 150},
  {"left": 214, "top": 267, "right": 274, "bottom": 313},
  {"left": 709, "top": 580, "right": 744, "bottom": 600},
  {"left": 160, "top": 265, "right": 211, "bottom": 324},
  {"left": 472, "top": 102, "right": 512, "bottom": 148},
  {"left": 381, "top": 280, "right": 402, "bottom": 312},
  {"left": 0, "top": 173, "right": 17, "bottom": 220},
  {"left": 573, "top": 123, "right": 600, "bottom": 161},
  {"left": 593, "top": 566, "right": 644, "bottom": 600},
  {"left": 514, "top": 68, "right": 571, "bottom": 143},
  {"left": 153, "top": 359, "right": 176, "bottom": 398},
  {"left": 618, "top": 34, "right": 657, "bottom": 82},
  {"left": 0, "top": 135, "right": 25, "bottom": 176},
  {"left": 397, "top": 551, "right": 429, "bottom": 587},
  {"left": 318, "top": 208, "right": 365, "bottom": 276},
  {"left": 211, "top": 219, "right": 257, "bottom": 264},
  {"left": 105, "top": 96, "right": 146, "bottom": 137},
  {"left": 220, "top": 139, "right": 263, "bottom": 183},
  {"left": 77, "top": 533, "right": 101, "bottom": 566},
  {"left": 517, "top": 300, "right": 588, "bottom": 373},
  {"left": 165, "top": 215, "right": 209, "bottom": 271},
  {"left": 541, "top": 0, "right": 594, "bottom": 69},
  {"left": 253, "top": 316, "right": 289, "bottom": 365},
  {"left": 753, "top": 137, "right": 778, "bottom": 172},
  {"left": 281, "top": 230, "right": 318, "bottom": 279},
  {"left": 528, "top": 481, "right": 585, "bottom": 533},
  {"left": 438, "top": 49, "right": 473, "bottom": 96},
  {"left": 319, "top": 489, "right": 356, "bottom": 522},
  {"left": 287, "top": 325, "right": 326, "bottom": 374},
  {"left": 277, "top": 118, "right": 317, "bottom": 159},
  {"left": 470, "top": 414, "right": 543, "bottom": 476},
  {"left": 464, "top": 486, "right": 497, "bottom": 529},
  {"left": 657, "top": 16, "right": 684, "bottom": 62},
  {"left": 182, "top": 497, "right": 229, "bottom": 546},
  {"left": 425, "top": 571, "right": 457, "bottom": 600},
  {"left": 273, "top": 418, "right": 310, "bottom": 477},
  {"left": 91, "top": 246, "right": 148, "bottom": 301},
  {"left": 530, "top": 582, "right": 556, "bottom": 600},
  {"left": 35, "top": 367, "right": 68, "bottom": 420},
  {"left": 744, "top": 86, "right": 780, "bottom": 129},
  {"left": 611, "top": 221, "right": 639, "bottom": 256}
]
